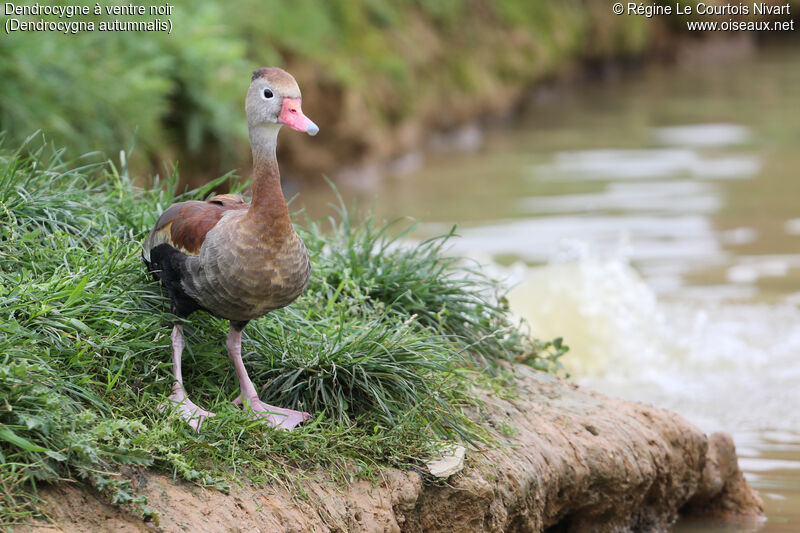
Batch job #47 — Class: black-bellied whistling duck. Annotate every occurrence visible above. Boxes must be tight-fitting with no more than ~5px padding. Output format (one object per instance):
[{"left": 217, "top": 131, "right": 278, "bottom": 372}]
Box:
[{"left": 142, "top": 67, "right": 319, "bottom": 431}]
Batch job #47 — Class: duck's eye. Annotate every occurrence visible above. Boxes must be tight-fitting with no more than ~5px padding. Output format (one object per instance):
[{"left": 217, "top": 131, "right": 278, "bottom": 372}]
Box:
[{"left": 262, "top": 88, "right": 273, "bottom": 99}]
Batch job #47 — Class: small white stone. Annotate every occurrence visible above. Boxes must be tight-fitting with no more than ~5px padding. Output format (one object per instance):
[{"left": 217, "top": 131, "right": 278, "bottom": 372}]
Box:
[{"left": 426, "top": 444, "right": 466, "bottom": 478}]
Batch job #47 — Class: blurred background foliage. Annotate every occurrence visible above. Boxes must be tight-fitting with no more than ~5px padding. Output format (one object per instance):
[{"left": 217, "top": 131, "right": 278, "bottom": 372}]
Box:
[{"left": 0, "top": 0, "right": 654, "bottom": 181}]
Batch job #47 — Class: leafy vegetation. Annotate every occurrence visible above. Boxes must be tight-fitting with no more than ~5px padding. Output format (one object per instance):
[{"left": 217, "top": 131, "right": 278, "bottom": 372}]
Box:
[
  {"left": 0, "top": 138, "right": 563, "bottom": 525},
  {"left": 0, "top": 0, "right": 653, "bottom": 176}
]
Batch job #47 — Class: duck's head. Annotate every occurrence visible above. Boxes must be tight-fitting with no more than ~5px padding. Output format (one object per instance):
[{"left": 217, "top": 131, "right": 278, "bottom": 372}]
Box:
[{"left": 246, "top": 67, "right": 319, "bottom": 136}]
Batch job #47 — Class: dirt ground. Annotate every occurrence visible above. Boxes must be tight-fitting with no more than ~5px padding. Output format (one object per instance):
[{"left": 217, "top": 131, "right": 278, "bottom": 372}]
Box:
[{"left": 19, "top": 365, "right": 763, "bottom": 532}]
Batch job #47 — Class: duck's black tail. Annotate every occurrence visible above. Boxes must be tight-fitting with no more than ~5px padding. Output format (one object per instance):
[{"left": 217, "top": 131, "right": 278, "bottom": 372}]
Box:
[{"left": 144, "top": 243, "right": 202, "bottom": 319}]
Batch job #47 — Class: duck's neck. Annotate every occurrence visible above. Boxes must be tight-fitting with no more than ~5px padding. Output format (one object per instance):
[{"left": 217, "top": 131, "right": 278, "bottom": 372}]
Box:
[{"left": 247, "top": 124, "right": 290, "bottom": 225}]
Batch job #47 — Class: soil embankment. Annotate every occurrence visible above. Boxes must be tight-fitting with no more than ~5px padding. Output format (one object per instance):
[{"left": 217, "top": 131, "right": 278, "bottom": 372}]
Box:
[{"left": 28, "top": 365, "right": 762, "bottom": 532}]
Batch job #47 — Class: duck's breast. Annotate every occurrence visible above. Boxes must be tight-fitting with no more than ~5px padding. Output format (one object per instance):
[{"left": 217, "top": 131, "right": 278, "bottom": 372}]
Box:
[{"left": 181, "top": 211, "right": 311, "bottom": 321}]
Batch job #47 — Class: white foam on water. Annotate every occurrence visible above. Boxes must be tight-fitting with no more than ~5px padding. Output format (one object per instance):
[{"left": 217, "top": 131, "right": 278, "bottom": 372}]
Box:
[
  {"left": 445, "top": 214, "right": 724, "bottom": 266},
  {"left": 719, "top": 227, "right": 759, "bottom": 246},
  {"left": 726, "top": 254, "right": 800, "bottom": 285},
  {"left": 785, "top": 218, "right": 800, "bottom": 235},
  {"left": 520, "top": 180, "right": 721, "bottom": 214},
  {"left": 653, "top": 123, "right": 751, "bottom": 148},
  {"left": 690, "top": 156, "right": 760, "bottom": 179},
  {"left": 533, "top": 148, "right": 759, "bottom": 181},
  {"left": 506, "top": 246, "right": 800, "bottom": 435}
]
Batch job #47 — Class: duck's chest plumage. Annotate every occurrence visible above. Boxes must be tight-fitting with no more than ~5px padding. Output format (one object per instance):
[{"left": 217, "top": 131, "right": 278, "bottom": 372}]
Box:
[{"left": 181, "top": 211, "right": 311, "bottom": 321}]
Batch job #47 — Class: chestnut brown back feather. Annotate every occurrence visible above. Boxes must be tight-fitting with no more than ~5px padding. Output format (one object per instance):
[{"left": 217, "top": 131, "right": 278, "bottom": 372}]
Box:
[{"left": 145, "top": 198, "right": 249, "bottom": 257}]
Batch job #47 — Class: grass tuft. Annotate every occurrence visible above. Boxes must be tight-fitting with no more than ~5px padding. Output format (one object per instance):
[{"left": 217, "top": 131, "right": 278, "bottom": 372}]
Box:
[{"left": 0, "top": 138, "right": 563, "bottom": 526}]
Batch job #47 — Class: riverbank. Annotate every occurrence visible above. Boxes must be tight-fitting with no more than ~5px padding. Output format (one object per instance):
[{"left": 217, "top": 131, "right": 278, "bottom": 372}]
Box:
[
  {"left": 26, "top": 365, "right": 762, "bottom": 532},
  {"left": 4, "top": 2, "right": 796, "bottom": 186},
  {"left": 0, "top": 136, "right": 772, "bottom": 532},
  {"left": 4, "top": 7, "right": 797, "bottom": 529},
  {"left": 1, "top": 1, "right": 653, "bottom": 183},
  {"left": 290, "top": 43, "right": 800, "bottom": 530},
  {"left": 0, "top": 143, "right": 561, "bottom": 528}
]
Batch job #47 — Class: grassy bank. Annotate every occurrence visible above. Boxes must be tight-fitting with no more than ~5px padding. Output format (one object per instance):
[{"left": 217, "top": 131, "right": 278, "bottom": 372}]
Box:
[
  {"left": 0, "top": 0, "right": 652, "bottom": 180},
  {"left": 3, "top": 2, "right": 796, "bottom": 184},
  {"left": 0, "top": 139, "right": 564, "bottom": 525}
]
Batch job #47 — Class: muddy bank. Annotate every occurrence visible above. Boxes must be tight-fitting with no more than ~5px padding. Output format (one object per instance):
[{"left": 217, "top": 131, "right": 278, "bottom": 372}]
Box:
[{"left": 25, "top": 365, "right": 762, "bottom": 533}]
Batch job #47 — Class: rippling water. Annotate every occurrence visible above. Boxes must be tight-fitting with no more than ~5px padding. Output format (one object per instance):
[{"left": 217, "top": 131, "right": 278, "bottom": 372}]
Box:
[{"left": 300, "top": 45, "right": 800, "bottom": 530}]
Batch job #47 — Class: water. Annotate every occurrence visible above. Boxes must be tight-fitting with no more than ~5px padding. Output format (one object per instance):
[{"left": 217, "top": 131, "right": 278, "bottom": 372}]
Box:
[{"left": 299, "top": 45, "right": 800, "bottom": 530}]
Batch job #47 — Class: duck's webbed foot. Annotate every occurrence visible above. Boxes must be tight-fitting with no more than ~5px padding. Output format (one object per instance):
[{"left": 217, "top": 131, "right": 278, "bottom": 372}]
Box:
[
  {"left": 233, "top": 395, "right": 310, "bottom": 431},
  {"left": 226, "top": 325, "right": 310, "bottom": 431},
  {"left": 159, "top": 324, "right": 215, "bottom": 432},
  {"left": 159, "top": 389, "right": 216, "bottom": 432}
]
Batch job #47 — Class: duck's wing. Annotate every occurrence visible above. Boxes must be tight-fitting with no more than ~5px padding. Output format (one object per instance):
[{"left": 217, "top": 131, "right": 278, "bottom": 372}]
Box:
[{"left": 142, "top": 195, "right": 249, "bottom": 262}]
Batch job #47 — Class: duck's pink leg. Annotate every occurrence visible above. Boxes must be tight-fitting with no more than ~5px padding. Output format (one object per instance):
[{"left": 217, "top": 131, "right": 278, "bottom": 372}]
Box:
[
  {"left": 158, "top": 324, "right": 215, "bottom": 432},
  {"left": 226, "top": 326, "right": 310, "bottom": 430}
]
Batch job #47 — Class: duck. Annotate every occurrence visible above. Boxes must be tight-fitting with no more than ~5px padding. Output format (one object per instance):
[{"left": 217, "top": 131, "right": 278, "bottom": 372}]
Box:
[{"left": 142, "top": 67, "right": 319, "bottom": 431}]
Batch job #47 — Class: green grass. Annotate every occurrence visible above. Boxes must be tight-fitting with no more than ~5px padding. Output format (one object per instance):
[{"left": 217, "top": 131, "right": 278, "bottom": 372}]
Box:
[
  {"left": 0, "top": 0, "right": 655, "bottom": 176},
  {"left": 0, "top": 138, "right": 564, "bottom": 526}
]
